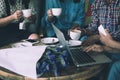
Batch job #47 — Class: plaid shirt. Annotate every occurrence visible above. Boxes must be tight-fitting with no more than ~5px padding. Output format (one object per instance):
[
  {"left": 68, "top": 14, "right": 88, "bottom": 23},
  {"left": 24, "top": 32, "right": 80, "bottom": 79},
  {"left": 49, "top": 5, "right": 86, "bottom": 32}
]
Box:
[
  {"left": 0, "top": 0, "right": 36, "bottom": 18},
  {"left": 88, "top": 0, "right": 120, "bottom": 40}
]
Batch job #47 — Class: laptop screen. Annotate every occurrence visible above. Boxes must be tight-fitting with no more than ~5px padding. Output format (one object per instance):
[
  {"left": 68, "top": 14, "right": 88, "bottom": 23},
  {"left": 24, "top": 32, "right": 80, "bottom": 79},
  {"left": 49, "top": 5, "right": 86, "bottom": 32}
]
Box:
[
  {"left": 51, "top": 23, "right": 78, "bottom": 62},
  {"left": 51, "top": 23, "right": 68, "bottom": 47}
]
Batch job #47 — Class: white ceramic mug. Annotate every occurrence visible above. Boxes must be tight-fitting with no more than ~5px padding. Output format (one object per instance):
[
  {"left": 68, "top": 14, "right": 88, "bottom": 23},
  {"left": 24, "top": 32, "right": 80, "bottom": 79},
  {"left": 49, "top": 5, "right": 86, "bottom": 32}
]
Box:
[
  {"left": 52, "top": 8, "right": 62, "bottom": 16},
  {"left": 19, "top": 20, "right": 26, "bottom": 30},
  {"left": 22, "top": 9, "right": 32, "bottom": 17},
  {"left": 70, "top": 30, "right": 81, "bottom": 40}
]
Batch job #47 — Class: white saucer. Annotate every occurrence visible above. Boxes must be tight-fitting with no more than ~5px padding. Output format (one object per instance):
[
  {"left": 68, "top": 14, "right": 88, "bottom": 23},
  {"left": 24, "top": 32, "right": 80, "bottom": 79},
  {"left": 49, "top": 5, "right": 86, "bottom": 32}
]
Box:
[
  {"left": 66, "top": 40, "right": 82, "bottom": 47},
  {"left": 41, "top": 37, "right": 59, "bottom": 44}
]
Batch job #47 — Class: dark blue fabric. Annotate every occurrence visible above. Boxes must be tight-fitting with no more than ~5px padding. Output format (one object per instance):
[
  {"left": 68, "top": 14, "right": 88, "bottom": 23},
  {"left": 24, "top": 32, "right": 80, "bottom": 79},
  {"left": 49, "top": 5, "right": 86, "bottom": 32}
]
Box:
[{"left": 0, "top": 23, "right": 31, "bottom": 47}]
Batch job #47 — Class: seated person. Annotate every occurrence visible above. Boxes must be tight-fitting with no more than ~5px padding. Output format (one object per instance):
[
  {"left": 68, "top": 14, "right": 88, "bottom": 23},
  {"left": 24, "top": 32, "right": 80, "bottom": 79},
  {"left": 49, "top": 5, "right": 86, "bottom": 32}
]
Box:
[
  {"left": 77, "top": 0, "right": 120, "bottom": 46},
  {"left": 0, "top": 0, "right": 39, "bottom": 47},
  {"left": 41, "top": 0, "right": 85, "bottom": 38},
  {"left": 84, "top": 30, "right": 120, "bottom": 80},
  {"left": 83, "top": 30, "right": 120, "bottom": 53}
]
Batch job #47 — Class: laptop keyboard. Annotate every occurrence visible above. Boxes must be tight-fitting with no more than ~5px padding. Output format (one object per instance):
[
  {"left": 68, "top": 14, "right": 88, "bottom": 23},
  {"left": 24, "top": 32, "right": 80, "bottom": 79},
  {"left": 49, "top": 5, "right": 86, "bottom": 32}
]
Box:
[{"left": 70, "top": 48, "right": 95, "bottom": 64}]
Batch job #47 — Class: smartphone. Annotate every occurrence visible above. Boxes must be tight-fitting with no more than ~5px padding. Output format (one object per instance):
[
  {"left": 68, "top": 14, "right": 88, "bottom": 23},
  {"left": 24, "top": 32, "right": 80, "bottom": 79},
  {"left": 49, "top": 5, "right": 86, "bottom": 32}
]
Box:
[
  {"left": 24, "top": 39, "right": 39, "bottom": 44},
  {"left": 98, "top": 24, "right": 107, "bottom": 36}
]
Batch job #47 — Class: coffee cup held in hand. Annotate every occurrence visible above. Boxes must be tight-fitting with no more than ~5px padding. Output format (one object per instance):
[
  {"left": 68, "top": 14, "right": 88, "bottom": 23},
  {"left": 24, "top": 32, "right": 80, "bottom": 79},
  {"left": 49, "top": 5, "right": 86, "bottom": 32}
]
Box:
[
  {"left": 51, "top": 8, "right": 62, "bottom": 16},
  {"left": 22, "top": 9, "right": 32, "bottom": 17},
  {"left": 70, "top": 30, "right": 81, "bottom": 40},
  {"left": 19, "top": 20, "right": 26, "bottom": 30}
]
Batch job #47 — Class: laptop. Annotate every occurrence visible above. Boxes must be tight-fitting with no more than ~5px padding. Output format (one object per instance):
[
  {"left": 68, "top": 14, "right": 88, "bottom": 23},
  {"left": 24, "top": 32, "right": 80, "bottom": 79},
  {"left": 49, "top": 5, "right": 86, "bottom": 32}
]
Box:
[{"left": 52, "top": 23, "right": 112, "bottom": 67}]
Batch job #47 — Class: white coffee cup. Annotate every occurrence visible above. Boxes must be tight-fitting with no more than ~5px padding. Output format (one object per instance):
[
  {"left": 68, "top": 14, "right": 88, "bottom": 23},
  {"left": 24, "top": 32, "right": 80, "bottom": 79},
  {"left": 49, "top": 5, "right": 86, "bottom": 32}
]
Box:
[
  {"left": 19, "top": 20, "right": 26, "bottom": 30},
  {"left": 70, "top": 30, "right": 81, "bottom": 40},
  {"left": 22, "top": 9, "right": 32, "bottom": 17},
  {"left": 52, "top": 8, "right": 62, "bottom": 16}
]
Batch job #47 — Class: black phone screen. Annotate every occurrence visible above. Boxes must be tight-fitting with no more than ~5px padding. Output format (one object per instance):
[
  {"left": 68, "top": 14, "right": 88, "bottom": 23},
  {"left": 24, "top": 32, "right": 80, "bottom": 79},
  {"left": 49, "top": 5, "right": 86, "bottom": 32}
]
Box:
[{"left": 26, "top": 39, "right": 37, "bottom": 43}]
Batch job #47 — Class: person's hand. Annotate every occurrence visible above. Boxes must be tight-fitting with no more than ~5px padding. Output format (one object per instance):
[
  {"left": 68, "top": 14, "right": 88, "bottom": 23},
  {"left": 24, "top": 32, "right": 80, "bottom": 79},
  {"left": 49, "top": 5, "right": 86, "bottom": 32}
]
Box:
[
  {"left": 12, "top": 10, "right": 23, "bottom": 21},
  {"left": 83, "top": 44, "right": 104, "bottom": 52},
  {"left": 47, "top": 9, "right": 55, "bottom": 22},
  {"left": 25, "top": 15, "right": 36, "bottom": 22},
  {"left": 82, "top": 35, "right": 100, "bottom": 46},
  {"left": 47, "top": 9, "right": 53, "bottom": 17},
  {"left": 99, "top": 30, "right": 113, "bottom": 46},
  {"left": 28, "top": 33, "right": 39, "bottom": 40}
]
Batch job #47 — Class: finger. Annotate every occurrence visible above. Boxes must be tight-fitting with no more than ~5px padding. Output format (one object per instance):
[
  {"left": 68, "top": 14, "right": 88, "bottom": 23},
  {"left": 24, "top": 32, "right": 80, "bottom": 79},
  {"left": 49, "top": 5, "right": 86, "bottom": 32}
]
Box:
[
  {"left": 17, "top": 15, "right": 22, "bottom": 20},
  {"left": 83, "top": 46, "right": 92, "bottom": 52},
  {"left": 104, "top": 29, "right": 110, "bottom": 36},
  {"left": 83, "top": 47, "right": 89, "bottom": 52},
  {"left": 85, "top": 47, "right": 94, "bottom": 52},
  {"left": 48, "top": 9, "right": 53, "bottom": 16},
  {"left": 99, "top": 32, "right": 105, "bottom": 37},
  {"left": 48, "top": 11, "right": 52, "bottom": 14},
  {"left": 82, "top": 41, "right": 88, "bottom": 46},
  {"left": 16, "top": 12, "right": 23, "bottom": 18}
]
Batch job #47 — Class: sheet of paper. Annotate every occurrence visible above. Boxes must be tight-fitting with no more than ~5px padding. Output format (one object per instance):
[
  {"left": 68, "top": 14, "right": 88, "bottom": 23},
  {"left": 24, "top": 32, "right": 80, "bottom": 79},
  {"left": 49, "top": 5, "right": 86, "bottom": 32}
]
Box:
[{"left": 0, "top": 46, "right": 47, "bottom": 79}]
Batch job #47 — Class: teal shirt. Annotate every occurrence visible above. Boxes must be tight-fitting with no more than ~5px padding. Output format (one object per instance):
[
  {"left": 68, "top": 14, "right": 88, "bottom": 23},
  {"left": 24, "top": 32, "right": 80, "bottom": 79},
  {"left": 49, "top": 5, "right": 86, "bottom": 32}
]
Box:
[{"left": 41, "top": 0, "right": 85, "bottom": 37}]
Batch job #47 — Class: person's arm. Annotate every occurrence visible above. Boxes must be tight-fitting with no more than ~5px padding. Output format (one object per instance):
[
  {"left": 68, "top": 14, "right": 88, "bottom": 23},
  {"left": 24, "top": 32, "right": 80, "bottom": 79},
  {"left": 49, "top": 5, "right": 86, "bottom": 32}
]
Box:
[
  {"left": 83, "top": 44, "right": 120, "bottom": 53},
  {"left": 0, "top": 10, "right": 22, "bottom": 27},
  {"left": 0, "top": 15, "right": 15, "bottom": 27},
  {"left": 102, "top": 37, "right": 120, "bottom": 50},
  {"left": 47, "top": 9, "right": 56, "bottom": 23},
  {"left": 82, "top": 34, "right": 100, "bottom": 46},
  {"left": 103, "top": 46, "right": 120, "bottom": 53},
  {"left": 45, "top": 0, "right": 59, "bottom": 23},
  {"left": 108, "top": 40, "right": 120, "bottom": 50},
  {"left": 100, "top": 30, "right": 120, "bottom": 50}
]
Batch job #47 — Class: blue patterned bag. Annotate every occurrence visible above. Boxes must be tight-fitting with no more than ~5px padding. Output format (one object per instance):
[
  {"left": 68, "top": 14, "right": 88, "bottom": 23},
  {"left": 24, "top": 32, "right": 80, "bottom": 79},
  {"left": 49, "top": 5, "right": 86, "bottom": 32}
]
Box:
[{"left": 36, "top": 45, "right": 70, "bottom": 77}]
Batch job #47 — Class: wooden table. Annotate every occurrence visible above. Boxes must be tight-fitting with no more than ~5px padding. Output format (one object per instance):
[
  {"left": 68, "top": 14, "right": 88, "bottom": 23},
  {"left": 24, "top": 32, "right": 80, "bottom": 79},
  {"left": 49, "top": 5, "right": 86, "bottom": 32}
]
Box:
[
  {"left": 0, "top": 65, "right": 103, "bottom": 80},
  {"left": 0, "top": 41, "right": 105, "bottom": 80}
]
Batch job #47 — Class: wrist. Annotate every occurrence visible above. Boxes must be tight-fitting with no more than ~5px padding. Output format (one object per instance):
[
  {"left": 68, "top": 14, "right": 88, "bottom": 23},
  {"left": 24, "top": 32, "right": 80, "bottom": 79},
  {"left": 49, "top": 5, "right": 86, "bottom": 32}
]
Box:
[
  {"left": 107, "top": 39, "right": 116, "bottom": 48},
  {"left": 11, "top": 14, "right": 17, "bottom": 21},
  {"left": 103, "top": 45, "right": 116, "bottom": 53},
  {"left": 47, "top": 16, "right": 55, "bottom": 22},
  {"left": 102, "top": 46, "right": 110, "bottom": 53}
]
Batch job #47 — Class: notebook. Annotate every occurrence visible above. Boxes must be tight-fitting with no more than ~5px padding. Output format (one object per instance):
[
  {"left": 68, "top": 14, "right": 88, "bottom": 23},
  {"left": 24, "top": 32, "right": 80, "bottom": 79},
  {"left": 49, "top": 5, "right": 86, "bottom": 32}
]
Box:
[{"left": 52, "top": 23, "right": 112, "bottom": 67}]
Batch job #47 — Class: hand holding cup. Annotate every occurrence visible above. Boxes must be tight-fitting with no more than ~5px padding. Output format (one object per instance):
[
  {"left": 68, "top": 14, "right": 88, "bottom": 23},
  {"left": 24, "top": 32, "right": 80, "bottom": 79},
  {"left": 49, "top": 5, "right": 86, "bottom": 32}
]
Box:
[{"left": 12, "top": 10, "right": 23, "bottom": 21}]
